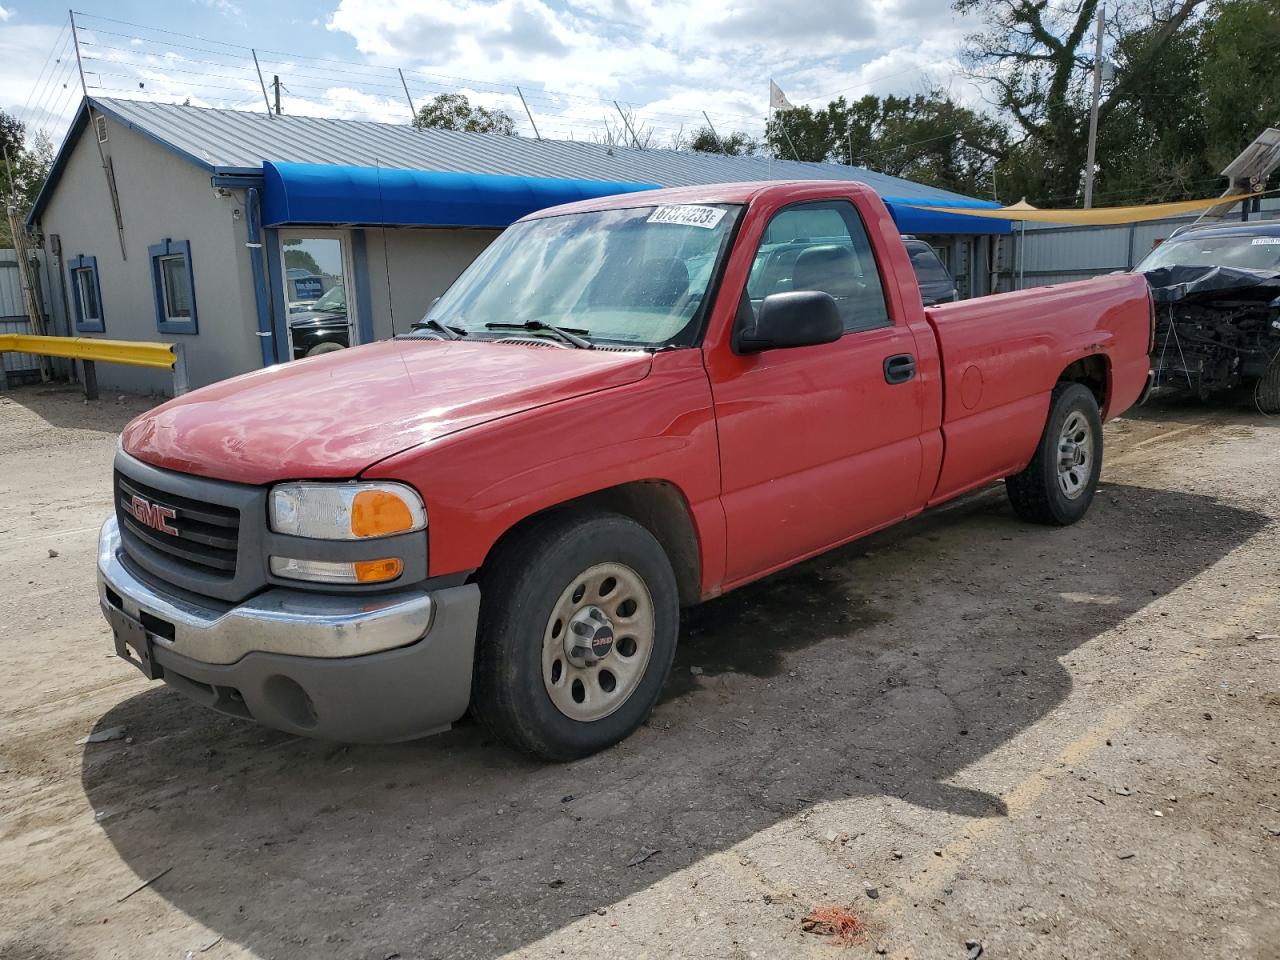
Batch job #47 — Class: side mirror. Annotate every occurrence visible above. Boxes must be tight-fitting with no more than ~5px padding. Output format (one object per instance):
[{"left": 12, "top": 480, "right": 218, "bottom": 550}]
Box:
[{"left": 737, "top": 290, "right": 843, "bottom": 353}]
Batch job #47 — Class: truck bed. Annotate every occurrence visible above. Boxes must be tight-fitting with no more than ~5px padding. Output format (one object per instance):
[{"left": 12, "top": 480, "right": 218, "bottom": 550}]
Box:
[{"left": 923, "top": 273, "right": 1153, "bottom": 504}]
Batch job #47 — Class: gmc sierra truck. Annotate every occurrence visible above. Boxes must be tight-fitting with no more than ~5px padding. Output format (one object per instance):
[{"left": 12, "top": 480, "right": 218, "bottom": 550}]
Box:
[{"left": 100, "top": 181, "right": 1154, "bottom": 760}]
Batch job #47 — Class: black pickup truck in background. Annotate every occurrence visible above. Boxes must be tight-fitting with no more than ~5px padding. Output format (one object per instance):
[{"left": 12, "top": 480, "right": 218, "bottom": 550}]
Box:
[
  {"left": 1138, "top": 221, "right": 1280, "bottom": 411},
  {"left": 289, "top": 284, "right": 351, "bottom": 359},
  {"left": 902, "top": 237, "right": 959, "bottom": 306}
]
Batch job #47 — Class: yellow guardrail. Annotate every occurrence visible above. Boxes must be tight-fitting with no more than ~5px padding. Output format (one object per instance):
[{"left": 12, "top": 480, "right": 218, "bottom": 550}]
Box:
[{"left": 0, "top": 334, "right": 187, "bottom": 397}]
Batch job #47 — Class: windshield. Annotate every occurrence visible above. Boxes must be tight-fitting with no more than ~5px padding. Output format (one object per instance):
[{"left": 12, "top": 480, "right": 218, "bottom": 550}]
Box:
[
  {"left": 418, "top": 203, "right": 743, "bottom": 348},
  {"left": 310, "top": 284, "right": 347, "bottom": 312},
  {"left": 1137, "top": 233, "right": 1280, "bottom": 272}
]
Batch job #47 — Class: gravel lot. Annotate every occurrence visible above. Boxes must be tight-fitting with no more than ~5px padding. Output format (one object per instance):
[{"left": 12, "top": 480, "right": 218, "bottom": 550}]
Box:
[{"left": 1, "top": 383, "right": 1277, "bottom": 960}]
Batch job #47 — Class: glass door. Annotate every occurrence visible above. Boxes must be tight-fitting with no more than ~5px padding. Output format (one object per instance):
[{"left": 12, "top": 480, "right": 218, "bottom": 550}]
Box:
[{"left": 278, "top": 231, "right": 356, "bottom": 360}]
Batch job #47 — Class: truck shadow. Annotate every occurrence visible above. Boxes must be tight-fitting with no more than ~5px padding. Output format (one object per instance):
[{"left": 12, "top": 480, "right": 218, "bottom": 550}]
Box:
[{"left": 80, "top": 482, "right": 1267, "bottom": 960}]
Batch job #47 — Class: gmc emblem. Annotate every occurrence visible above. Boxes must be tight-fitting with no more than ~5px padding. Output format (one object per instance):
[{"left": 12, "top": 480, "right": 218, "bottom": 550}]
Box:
[{"left": 130, "top": 494, "right": 179, "bottom": 536}]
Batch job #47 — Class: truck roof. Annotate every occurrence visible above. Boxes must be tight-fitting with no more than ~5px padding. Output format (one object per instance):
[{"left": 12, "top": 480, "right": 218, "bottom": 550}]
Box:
[{"left": 518, "top": 180, "right": 878, "bottom": 221}]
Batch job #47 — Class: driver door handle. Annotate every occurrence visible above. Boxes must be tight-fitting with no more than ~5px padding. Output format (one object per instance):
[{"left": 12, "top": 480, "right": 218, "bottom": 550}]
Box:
[{"left": 883, "top": 353, "right": 916, "bottom": 384}]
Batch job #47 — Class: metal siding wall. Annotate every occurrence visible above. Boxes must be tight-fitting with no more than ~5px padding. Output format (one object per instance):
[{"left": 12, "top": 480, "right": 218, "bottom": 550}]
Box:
[
  {"left": 0, "top": 249, "right": 55, "bottom": 376},
  {"left": 1002, "top": 198, "right": 1280, "bottom": 289}
]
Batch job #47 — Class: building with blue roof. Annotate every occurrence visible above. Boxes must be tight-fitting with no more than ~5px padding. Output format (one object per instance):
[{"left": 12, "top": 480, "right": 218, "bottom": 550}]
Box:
[{"left": 29, "top": 96, "right": 1008, "bottom": 391}]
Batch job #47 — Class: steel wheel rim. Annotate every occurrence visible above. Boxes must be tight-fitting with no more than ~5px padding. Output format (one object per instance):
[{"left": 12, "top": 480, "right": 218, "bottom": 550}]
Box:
[
  {"left": 1056, "top": 410, "right": 1094, "bottom": 500},
  {"left": 541, "top": 561, "right": 655, "bottom": 723}
]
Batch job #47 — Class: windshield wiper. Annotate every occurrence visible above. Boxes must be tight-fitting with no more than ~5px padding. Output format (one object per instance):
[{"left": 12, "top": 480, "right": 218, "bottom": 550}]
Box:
[
  {"left": 409, "top": 317, "right": 467, "bottom": 340},
  {"left": 484, "top": 320, "right": 594, "bottom": 349}
]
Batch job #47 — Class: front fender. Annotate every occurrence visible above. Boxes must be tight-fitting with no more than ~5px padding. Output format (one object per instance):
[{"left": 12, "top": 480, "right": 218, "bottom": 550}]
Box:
[{"left": 362, "top": 350, "right": 727, "bottom": 595}]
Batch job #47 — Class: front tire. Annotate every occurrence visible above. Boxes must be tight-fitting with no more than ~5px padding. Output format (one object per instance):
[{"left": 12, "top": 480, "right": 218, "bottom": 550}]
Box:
[
  {"left": 1006, "top": 382, "right": 1103, "bottom": 525},
  {"left": 1255, "top": 359, "right": 1280, "bottom": 414},
  {"left": 472, "top": 511, "right": 679, "bottom": 761}
]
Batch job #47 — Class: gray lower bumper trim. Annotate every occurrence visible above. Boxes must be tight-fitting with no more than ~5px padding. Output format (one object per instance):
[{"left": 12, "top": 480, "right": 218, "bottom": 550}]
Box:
[{"left": 148, "top": 585, "right": 478, "bottom": 742}]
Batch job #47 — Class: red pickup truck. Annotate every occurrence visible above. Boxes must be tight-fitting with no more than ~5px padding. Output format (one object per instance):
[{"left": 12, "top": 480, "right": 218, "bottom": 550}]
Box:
[{"left": 100, "top": 181, "right": 1153, "bottom": 760}]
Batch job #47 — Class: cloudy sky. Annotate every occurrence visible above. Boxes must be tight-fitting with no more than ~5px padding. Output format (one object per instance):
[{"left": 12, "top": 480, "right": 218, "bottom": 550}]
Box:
[{"left": 2, "top": 0, "right": 980, "bottom": 149}]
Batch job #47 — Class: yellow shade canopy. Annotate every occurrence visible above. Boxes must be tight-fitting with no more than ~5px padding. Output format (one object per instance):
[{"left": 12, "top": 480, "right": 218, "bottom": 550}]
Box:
[{"left": 906, "top": 191, "right": 1267, "bottom": 225}]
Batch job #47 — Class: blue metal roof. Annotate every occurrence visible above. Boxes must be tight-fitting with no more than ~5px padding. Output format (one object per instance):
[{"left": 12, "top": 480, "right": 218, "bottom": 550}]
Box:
[
  {"left": 31, "top": 97, "right": 1008, "bottom": 234},
  {"left": 262, "top": 162, "right": 660, "bottom": 228}
]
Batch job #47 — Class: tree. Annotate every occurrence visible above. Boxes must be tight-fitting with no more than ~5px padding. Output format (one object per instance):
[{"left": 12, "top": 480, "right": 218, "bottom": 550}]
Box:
[
  {"left": 686, "top": 126, "right": 758, "bottom": 156},
  {"left": 955, "top": 0, "right": 1209, "bottom": 203},
  {"left": 592, "top": 107, "right": 658, "bottom": 149},
  {"left": 283, "top": 246, "right": 324, "bottom": 277},
  {"left": 1199, "top": 0, "right": 1280, "bottom": 173},
  {"left": 1, "top": 110, "right": 54, "bottom": 245},
  {"left": 764, "top": 91, "right": 1008, "bottom": 197},
  {"left": 1090, "top": 15, "right": 1212, "bottom": 203},
  {"left": 412, "top": 93, "right": 515, "bottom": 135}
]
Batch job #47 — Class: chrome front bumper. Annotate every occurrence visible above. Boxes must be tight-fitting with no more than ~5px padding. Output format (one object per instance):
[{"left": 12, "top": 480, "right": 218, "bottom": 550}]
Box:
[
  {"left": 96, "top": 517, "right": 480, "bottom": 742},
  {"left": 98, "top": 516, "right": 435, "bottom": 664}
]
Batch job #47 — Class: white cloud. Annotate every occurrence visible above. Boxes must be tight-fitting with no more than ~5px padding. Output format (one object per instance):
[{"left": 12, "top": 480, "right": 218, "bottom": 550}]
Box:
[
  {"left": 0, "top": 7, "right": 13, "bottom": 23},
  {"left": 0, "top": 24, "right": 79, "bottom": 143},
  {"left": 326, "top": 0, "right": 972, "bottom": 141}
]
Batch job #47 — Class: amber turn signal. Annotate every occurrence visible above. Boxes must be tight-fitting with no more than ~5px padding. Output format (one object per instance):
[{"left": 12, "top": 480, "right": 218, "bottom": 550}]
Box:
[
  {"left": 351, "top": 489, "right": 416, "bottom": 538},
  {"left": 354, "top": 557, "right": 404, "bottom": 583}
]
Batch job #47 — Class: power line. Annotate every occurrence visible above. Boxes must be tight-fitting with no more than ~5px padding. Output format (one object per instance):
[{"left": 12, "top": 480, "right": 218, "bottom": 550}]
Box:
[{"left": 19, "top": 21, "right": 70, "bottom": 121}]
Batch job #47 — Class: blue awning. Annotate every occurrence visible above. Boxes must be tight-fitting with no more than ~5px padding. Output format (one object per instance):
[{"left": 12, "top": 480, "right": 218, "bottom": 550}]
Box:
[
  {"left": 260, "top": 159, "right": 1007, "bottom": 235},
  {"left": 882, "top": 195, "right": 1011, "bottom": 236},
  {"left": 262, "top": 161, "right": 662, "bottom": 229}
]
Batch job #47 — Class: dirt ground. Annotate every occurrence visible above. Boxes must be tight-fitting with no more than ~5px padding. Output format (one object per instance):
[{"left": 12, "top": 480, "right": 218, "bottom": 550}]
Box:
[{"left": 1, "top": 383, "right": 1277, "bottom": 960}]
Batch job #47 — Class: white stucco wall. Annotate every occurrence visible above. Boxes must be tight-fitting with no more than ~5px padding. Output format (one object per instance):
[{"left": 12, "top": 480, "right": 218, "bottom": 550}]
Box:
[
  {"left": 36, "top": 110, "right": 262, "bottom": 394},
  {"left": 361, "top": 228, "right": 498, "bottom": 340}
]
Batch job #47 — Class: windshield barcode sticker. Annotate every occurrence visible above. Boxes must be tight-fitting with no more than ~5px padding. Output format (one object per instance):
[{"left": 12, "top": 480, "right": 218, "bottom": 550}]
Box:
[
  {"left": 647, "top": 205, "right": 726, "bottom": 229},
  {"left": 1251, "top": 237, "right": 1280, "bottom": 245}
]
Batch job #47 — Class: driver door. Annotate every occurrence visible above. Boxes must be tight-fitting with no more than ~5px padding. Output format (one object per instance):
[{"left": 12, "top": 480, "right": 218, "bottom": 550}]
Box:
[{"left": 706, "top": 199, "right": 926, "bottom": 585}]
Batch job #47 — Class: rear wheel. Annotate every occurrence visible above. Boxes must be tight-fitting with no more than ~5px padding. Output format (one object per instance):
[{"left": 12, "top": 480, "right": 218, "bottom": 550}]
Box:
[
  {"left": 1006, "top": 382, "right": 1103, "bottom": 525},
  {"left": 472, "top": 511, "right": 679, "bottom": 761}
]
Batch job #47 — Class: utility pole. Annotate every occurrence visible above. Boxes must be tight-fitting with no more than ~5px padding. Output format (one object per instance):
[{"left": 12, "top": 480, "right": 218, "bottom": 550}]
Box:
[
  {"left": 517, "top": 87, "right": 542, "bottom": 141},
  {"left": 702, "top": 111, "right": 723, "bottom": 153},
  {"left": 1083, "top": 0, "right": 1105, "bottom": 208},
  {"left": 398, "top": 69, "right": 417, "bottom": 123},
  {"left": 68, "top": 9, "right": 87, "bottom": 96},
  {"left": 272, "top": 75, "right": 282, "bottom": 115},
  {"left": 614, "top": 101, "right": 642, "bottom": 149},
  {"left": 251, "top": 49, "right": 272, "bottom": 117}
]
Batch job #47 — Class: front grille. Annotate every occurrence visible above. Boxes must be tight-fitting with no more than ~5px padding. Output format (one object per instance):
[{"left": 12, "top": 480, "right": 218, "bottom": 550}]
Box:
[{"left": 116, "top": 471, "right": 241, "bottom": 575}]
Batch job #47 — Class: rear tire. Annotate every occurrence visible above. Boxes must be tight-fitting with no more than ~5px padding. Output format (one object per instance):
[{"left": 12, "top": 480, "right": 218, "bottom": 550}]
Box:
[
  {"left": 471, "top": 510, "right": 679, "bottom": 761},
  {"left": 1255, "top": 360, "right": 1280, "bottom": 414},
  {"left": 1006, "top": 382, "right": 1103, "bottom": 526}
]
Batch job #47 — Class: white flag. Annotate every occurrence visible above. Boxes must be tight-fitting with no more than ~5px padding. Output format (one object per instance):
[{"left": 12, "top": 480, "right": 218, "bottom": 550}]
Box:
[{"left": 769, "top": 80, "right": 795, "bottom": 111}]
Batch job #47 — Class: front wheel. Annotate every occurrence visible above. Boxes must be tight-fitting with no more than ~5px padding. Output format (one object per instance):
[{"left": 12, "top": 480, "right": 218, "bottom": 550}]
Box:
[
  {"left": 1255, "top": 359, "right": 1280, "bottom": 414},
  {"left": 471, "top": 511, "right": 679, "bottom": 761},
  {"left": 1006, "top": 381, "right": 1103, "bottom": 525}
]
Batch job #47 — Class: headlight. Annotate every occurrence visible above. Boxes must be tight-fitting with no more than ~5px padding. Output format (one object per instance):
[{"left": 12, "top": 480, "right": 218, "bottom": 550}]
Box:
[{"left": 270, "top": 482, "right": 426, "bottom": 540}]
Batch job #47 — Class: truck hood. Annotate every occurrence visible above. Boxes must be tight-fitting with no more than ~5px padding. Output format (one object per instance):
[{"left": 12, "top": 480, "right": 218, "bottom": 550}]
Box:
[{"left": 122, "top": 339, "right": 652, "bottom": 485}]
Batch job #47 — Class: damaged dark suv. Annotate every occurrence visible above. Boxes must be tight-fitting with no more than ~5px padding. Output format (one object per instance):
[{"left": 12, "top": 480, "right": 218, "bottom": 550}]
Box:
[{"left": 1139, "top": 221, "right": 1280, "bottom": 411}]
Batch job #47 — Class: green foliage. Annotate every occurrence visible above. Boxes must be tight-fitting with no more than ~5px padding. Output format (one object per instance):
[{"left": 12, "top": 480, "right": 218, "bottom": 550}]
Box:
[
  {"left": 0, "top": 109, "right": 54, "bottom": 246},
  {"left": 951, "top": 0, "right": 1280, "bottom": 205},
  {"left": 412, "top": 93, "right": 515, "bottom": 135},
  {"left": 686, "top": 126, "right": 757, "bottom": 156},
  {"left": 283, "top": 247, "right": 324, "bottom": 276},
  {"left": 766, "top": 91, "right": 1008, "bottom": 197},
  {"left": 1199, "top": 0, "right": 1280, "bottom": 172}
]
